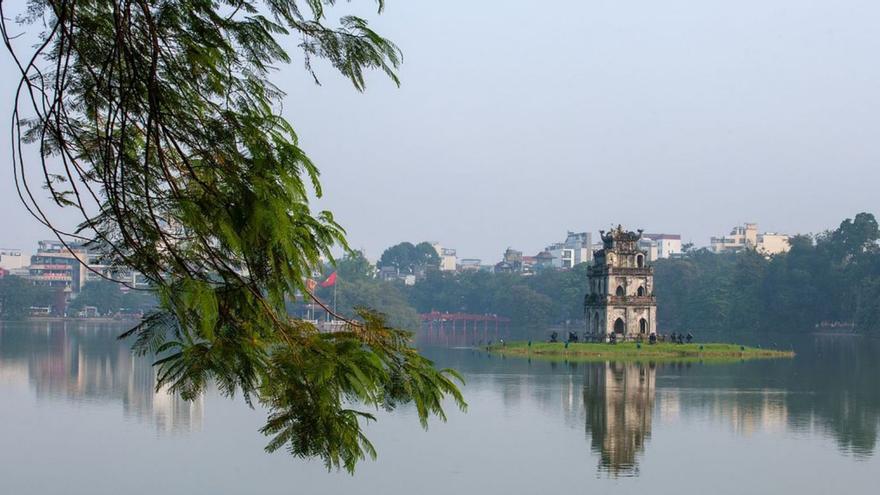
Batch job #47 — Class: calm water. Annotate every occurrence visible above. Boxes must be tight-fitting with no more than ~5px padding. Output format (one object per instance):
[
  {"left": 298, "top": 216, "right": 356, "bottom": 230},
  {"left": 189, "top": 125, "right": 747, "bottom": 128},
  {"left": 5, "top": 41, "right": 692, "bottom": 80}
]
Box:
[{"left": 1, "top": 321, "right": 879, "bottom": 494}]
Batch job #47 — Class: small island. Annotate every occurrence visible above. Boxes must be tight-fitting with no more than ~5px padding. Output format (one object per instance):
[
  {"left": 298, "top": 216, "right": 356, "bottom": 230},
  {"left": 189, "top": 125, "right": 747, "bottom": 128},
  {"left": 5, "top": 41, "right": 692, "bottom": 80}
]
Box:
[{"left": 487, "top": 341, "right": 794, "bottom": 362}]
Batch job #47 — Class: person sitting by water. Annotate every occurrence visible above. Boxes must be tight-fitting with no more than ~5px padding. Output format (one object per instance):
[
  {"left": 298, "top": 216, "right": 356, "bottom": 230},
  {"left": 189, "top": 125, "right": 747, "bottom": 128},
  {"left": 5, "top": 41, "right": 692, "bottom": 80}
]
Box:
[
  {"left": 670, "top": 332, "right": 677, "bottom": 343},
  {"left": 649, "top": 333, "right": 657, "bottom": 345},
  {"left": 686, "top": 332, "right": 694, "bottom": 343},
  {"left": 677, "top": 334, "right": 685, "bottom": 344}
]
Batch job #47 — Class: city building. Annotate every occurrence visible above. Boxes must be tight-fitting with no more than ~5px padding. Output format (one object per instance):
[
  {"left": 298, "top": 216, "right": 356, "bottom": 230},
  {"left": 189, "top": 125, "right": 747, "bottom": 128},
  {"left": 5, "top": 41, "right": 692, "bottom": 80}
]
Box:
[
  {"left": 710, "top": 223, "right": 790, "bottom": 255},
  {"left": 0, "top": 248, "right": 25, "bottom": 270},
  {"left": 585, "top": 226, "right": 657, "bottom": 339},
  {"left": 535, "top": 251, "right": 554, "bottom": 269},
  {"left": 495, "top": 248, "right": 523, "bottom": 273},
  {"left": 545, "top": 231, "right": 593, "bottom": 269},
  {"left": 636, "top": 239, "right": 659, "bottom": 262},
  {"left": 640, "top": 233, "right": 682, "bottom": 259},
  {"left": 430, "top": 243, "right": 457, "bottom": 271},
  {"left": 458, "top": 258, "right": 482, "bottom": 272},
  {"left": 28, "top": 240, "right": 89, "bottom": 292},
  {"left": 521, "top": 255, "right": 537, "bottom": 275}
]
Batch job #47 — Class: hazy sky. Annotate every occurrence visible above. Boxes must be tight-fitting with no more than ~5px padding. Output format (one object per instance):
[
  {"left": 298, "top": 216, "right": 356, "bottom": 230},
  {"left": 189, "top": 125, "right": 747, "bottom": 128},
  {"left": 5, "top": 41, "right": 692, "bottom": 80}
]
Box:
[{"left": 1, "top": 0, "right": 878, "bottom": 262}]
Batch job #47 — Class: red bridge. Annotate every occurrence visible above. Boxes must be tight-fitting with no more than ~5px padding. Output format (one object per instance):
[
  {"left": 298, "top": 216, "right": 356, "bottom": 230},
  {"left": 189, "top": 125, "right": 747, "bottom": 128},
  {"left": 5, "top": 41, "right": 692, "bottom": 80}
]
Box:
[{"left": 419, "top": 311, "right": 511, "bottom": 345}]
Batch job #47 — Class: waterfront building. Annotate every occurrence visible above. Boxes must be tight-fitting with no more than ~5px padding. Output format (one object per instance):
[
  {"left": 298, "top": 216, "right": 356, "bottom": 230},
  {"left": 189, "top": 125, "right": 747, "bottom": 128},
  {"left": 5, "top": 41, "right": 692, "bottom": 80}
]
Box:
[
  {"left": 585, "top": 226, "right": 657, "bottom": 339},
  {"left": 710, "top": 223, "right": 790, "bottom": 255},
  {"left": 28, "top": 240, "right": 89, "bottom": 293}
]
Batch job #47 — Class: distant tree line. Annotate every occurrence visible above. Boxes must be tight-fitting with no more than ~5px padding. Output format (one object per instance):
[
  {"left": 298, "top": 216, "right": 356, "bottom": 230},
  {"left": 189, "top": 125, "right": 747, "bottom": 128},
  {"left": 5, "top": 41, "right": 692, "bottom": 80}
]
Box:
[
  {"left": 0, "top": 276, "right": 55, "bottom": 319},
  {"left": 8, "top": 213, "right": 878, "bottom": 336},
  {"left": 344, "top": 213, "right": 880, "bottom": 336},
  {"left": 655, "top": 212, "right": 880, "bottom": 333},
  {"left": 0, "top": 277, "right": 157, "bottom": 320}
]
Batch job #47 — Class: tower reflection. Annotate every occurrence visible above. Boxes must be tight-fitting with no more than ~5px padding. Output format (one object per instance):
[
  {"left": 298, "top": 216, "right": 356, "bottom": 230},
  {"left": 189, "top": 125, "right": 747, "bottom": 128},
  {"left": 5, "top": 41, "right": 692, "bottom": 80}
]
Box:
[{"left": 583, "top": 362, "right": 655, "bottom": 477}]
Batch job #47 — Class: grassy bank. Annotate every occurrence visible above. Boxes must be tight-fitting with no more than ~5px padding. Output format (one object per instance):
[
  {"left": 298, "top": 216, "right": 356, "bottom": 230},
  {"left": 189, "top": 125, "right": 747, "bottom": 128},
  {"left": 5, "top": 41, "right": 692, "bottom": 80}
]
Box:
[{"left": 487, "top": 341, "right": 794, "bottom": 362}]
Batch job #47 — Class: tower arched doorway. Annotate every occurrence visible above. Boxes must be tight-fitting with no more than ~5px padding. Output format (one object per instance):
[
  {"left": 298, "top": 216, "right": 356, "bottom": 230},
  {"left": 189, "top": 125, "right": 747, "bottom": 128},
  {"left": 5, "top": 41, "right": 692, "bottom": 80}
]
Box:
[
  {"left": 637, "top": 286, "right": 646, "bottom": 297},
  {"left": 613, "top": 317, "right": 625, "bottom": 334},
  {"left": 637, "top": 254, "right": 645, "bottom": 268},
  {"left": 615, "top": 285, "right": 625, "bottom": 297},
  {"left": 639, "top": 318, "right": 648, "bottom": 334}
]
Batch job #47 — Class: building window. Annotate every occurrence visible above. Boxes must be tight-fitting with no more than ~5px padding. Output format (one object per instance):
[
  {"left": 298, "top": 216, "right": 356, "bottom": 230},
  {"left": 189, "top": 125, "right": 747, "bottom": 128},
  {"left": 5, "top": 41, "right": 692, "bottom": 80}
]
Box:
[{"left": 615, "top": 285, "right": 625, "bottom": 297}]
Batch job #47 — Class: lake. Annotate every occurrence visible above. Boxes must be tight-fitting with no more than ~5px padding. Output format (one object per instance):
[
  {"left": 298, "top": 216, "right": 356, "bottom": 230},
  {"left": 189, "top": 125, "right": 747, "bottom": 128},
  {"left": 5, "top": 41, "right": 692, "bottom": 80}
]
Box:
[{"left": 1, "top": 321, "right": 878, "bottom": 494}]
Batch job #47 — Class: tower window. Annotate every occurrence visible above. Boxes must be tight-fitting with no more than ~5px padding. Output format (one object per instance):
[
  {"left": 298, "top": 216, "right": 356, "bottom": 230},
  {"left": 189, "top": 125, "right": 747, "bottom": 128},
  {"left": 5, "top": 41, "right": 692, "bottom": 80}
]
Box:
[{"left": 615, "top": 285, "right": 625, "bottom": 297}]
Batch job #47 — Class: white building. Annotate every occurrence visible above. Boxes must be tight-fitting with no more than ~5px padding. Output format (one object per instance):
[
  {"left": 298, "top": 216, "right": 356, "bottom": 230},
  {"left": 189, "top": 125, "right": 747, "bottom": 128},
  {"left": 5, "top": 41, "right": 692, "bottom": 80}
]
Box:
[
  {"left": 430, "top": 243, "right": 458, "bottom": 271},
  {"left": 545, "top": 231, "right": 593, "bottom": 269},
  {"left": 640, "top": 234, "right": 682, "bottom": 260},
  {"left": 0, "top": 248, "right": 25, "bottom": 270},
  {"left": 710, "top": 223, "right": 790, "bottom": 256}
]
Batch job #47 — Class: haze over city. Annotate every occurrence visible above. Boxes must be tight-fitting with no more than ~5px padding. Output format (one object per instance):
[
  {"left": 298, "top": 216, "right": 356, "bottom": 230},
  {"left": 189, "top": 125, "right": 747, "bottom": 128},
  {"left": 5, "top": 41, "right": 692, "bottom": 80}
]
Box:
[{"left": 1, "top": 0, "right": 878, "bottom": 262}]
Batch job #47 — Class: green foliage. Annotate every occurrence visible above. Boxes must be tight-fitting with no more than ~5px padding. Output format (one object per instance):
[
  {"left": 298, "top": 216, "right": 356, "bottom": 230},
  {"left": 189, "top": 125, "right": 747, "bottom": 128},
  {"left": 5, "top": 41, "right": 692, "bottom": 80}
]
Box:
[
  {"left": 404, "top": 264, "right": 588, "bottom": 331},
  {"left": 318, "top": 278, "right": 421, "bottom": 331},
  {"left": 335, "top": 250, "right": 375, "bottom": 282},
  {"left": 68, "top": 281, "right": 124, "bottom": 315},
  {"left": 655, "top": 213, "right": 880, "bottom": 333},
  {"left": 490, "top": 341, "right": 794, "bottom": 361},
  {"left": 0, "top": 276, "right": 54, "bottom": 320},
  {"left": 377, "top": 241, "right": 440, "bottom": 274},
  {"left": 4, "top": 0, "right": 463, "bottom": 471}
]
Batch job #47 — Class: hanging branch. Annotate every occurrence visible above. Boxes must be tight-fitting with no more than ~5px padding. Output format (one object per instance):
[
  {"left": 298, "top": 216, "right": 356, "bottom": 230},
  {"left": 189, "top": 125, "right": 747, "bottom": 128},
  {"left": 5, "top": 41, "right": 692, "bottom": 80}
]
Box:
[{"left": 1, "top": 0, "right": 463, "bottom": 473}]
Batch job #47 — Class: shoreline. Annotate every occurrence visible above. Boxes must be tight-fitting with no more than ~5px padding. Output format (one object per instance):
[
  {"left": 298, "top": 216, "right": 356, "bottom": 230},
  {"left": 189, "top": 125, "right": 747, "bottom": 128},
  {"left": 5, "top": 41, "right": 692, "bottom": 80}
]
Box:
[
  {"left": 1, "top": 317, "right": 142, "bottom": 323},
  {"left": 487, "top": 341, "right": 795, "bottom": 362}
]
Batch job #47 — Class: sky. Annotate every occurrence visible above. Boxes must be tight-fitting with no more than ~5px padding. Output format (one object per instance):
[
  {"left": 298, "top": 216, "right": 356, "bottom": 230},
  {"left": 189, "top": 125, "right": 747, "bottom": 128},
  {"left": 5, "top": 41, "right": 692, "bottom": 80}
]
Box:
[{"left": 1, "top": 0, "right": 878, "bottom": 262}]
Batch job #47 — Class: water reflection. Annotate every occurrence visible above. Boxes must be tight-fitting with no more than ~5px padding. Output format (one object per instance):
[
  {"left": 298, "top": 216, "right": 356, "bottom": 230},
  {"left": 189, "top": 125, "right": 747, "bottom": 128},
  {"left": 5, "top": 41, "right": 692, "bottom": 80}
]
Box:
[
  {"left": 583, "top": 362, "right": 655, "bottom": 476},
  {"left": 3, "top": 323, "right": 880, "bottom": 481},
  {"left": 0, "top": 321, "right": 202, "bottom": 433},
  {"left": 428, "top": 336, "right": 880, "bottom": 477}
]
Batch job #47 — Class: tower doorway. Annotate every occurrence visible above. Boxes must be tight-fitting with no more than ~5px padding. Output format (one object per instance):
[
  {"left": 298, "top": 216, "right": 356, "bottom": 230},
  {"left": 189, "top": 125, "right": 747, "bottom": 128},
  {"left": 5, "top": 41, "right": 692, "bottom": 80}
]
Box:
[
  {"left": 614, "top": 317, "right": 625, "bottom": 334},
  {"left": 639, "top": 318, "right": 648, "bottom": 334}
]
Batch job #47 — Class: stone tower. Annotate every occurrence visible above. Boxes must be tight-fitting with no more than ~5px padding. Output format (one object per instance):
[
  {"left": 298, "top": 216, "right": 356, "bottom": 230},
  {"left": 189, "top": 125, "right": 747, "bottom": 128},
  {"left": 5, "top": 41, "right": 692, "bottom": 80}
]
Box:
[{"left": 585, "top": 226, "right": 657, "bottom": 340}]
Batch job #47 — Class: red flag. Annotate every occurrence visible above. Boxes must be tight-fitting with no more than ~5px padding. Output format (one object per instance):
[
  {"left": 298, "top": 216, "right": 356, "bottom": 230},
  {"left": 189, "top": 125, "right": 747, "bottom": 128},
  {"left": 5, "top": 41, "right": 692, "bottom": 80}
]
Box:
[
  {"left": 320, "top": 272, "right": 337, "bottom": 288},
  {"left": 305, "top": 278, "right": 317, "bottom": 292}
]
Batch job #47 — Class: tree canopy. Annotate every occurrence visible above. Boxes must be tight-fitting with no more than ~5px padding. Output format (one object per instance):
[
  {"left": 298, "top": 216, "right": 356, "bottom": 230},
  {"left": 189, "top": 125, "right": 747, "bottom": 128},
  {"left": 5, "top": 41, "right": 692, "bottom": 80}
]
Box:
[
  {"left": 2, "top": 0, "right": 462, "bottom": 472},
  {"left": 0, "top": 276, "right": 54, "bottom": 319},
  {"left": 378, "top": 241, "right": 441, "bottom": 274},
  {"left": 654, "top": 213, "right": 880, "bottom": 333}
]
